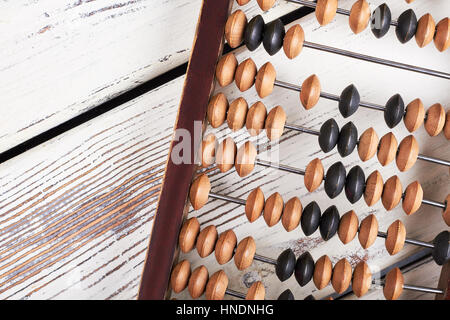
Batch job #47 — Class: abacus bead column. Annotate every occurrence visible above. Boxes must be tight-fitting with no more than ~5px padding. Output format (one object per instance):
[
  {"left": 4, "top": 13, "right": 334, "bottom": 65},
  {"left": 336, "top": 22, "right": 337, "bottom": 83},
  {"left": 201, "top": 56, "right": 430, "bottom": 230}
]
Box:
[
  {"left": 282, "top": 197, "right": 303, "bottom": 232},
  {"left": 337, "top": 122, "right": 358, "bottom": 157},
  {"left": 189, "top": 265, "right": 209, "bottom": 298},
  {"left": 364, "top": 170, "right": 384, "bottom": 206},
  {"left": 402, "top": 181, "right": 423, "bottom": 215},
  {"left": 338, "top": 210, "right": 359, "bottom": 244},
  {"left": 255, "top": 62, "right": 276, "bottom": 98},
  {"left": 234, "top": 237, "right": 256, "bottom": 270},
  {"left": 295, "top": 251, "right": 315, "bottom": 287},
  {"left": 216, "top": 138, "right": 237, "bottom": 173},
  {"left": 189, "top": 174, "right": 211, "bottom": 210},
  {"left": 352, "top": 261, "right": 372, "bottom": 298},
  {"left": 383, "top": 268, "right": 404, "bottom": 300},
  {"left": 386, "top": 220, "right": 406, "bottom": 255},
  {"left": 300, "top": 74, "right": 321, "bottom": 110},
  {"left": 338, "top": 84, "right": 360, "bottom": 118},
  {"left": 263, "top": 19, "right": 285, "bottom": 56},
  {"left": 415, "top": 14, "right": 435, "bottom": 48},
  {"left": 396, "top": 135, "right": 419, "bottom": 172},
  {"left": 301, "top": 201, "right": 321, "bottom": 236},
  {"left": 264, "top": 192, "right": 284, "bottom": 227},
  {"left": 313, "top": 255, "right": 332, "bottom": 290},
  {"left": 196, "top": 225, "right": 218, "bottom": 258},
  {"left": 246, "top": 101, "right": 267, "bottom": 136},
  {"left": 227, "top": 97, "right": 248, "bottom": 131},
  {"left": 432, "top": 231, "right": 450, "bottom": 265},
  {"left": 245, "top": 187, "right": 265, "bottom": 222},
  {"left": 244, "top": 15, "right": 265, "bottom": 51},
  {"left": 257, "top": 0, "right": 276, "bottom": 11},
  {"left": 319, "top": 118, "right": 339, "bottom": 153},
  {"left": 179, "top": 217, "right": 200, "bottom": 253},
  {"left": 331, "top": 258, "right": 352, "bottom": 294},
  {"left": 384, "top": 94, "right": 405, "bottom": 129},
  {"left": 171, "top": 260, "right": 191, "bottom": 293},
  {"left": 235, "top": 141, "right": 257, "bottom": 177},
  {"left": 424, "top": 103, "right": 446, "bottom": 137},
  {"left": 276, "top": 249, "right": 296, "bottom": 281},
  {"left": 404, "top": 98, "right": 425, "bottom": 133},
  {"left": 216, "top": 53, "right": 238, "bottom": 87},
  {"left": 278, "top": 289, "right": 295, "bottom": 300},
  {"left": 206, "top": 270, "right": 228, "bottom": 300},
  {"left": 371, "top": 3, "right": 392, "bottom": 38},
  {"left": 319, "top": 205, "right": 340, "bottom": 241},
  {"left": 358, "top": 128, "right": 379, "bottom": 162},
  {"left": 283, "top": 25, "right": 305, "bottom": 59},
  {"left": 359, "top": 214, "right": 379, "bottom": 249},
  {"left": 345, "top": 165, "right": 365, "bottom": 203},
  {"left": 215, "top": 230, "right": 237, "bottom": 265},
  {"left": 349, "top": 0, "right": 370, "bottom": 34},
  {"left": 324, "top": 162, "right": 346, "bottom": 199},
  {"left": 377, "top": 132, "right": 398, "bottom": 166},
  {"left": 315, "top": 0, "right": 338, "bottom": 26},
  {"left": 265, "top": 106, "right": 286, "bottom": 141},
  {"left": 304, "top": 158, "right": 325, "bottom": 192},
  {"left": 225, "top": 10, "right": 247, "bottom": 48},
  {"left": 395, "top": 9, "right": 417, "bottom": 44},
  {"left": 382, "top": 176, "right": 403, "bottom": 211},
  {"left": 246, "top": 282, "right": 265, "bottom": 300},
  {"left": 235, "top": 58, "right": 257, "bottom": 92},
  {"left": 434, "top": 18, "right": 450, "bottom": 52}
]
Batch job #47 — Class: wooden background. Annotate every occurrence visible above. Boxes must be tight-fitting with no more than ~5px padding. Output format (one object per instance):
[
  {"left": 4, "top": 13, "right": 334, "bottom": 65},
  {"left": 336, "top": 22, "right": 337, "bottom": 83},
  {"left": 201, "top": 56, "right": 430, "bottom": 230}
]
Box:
[{"left": 0, "top": 0, "right": 448, "bottom": 299}]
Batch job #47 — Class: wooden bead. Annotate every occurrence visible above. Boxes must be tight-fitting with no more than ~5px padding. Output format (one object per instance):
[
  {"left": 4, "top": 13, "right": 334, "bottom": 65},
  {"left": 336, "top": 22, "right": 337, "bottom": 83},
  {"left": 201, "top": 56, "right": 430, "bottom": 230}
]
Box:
[
  {"left": 357, "top": 127, "right": 379, "bottom": 162},
  {"left": 200, "top": 134, "right": 217, "bottom": 168},
  {"left": 265, "top": 106, "right": 286, "bottom": 141},
  {"left": 246, "top": 101, "right": 267, "bottom": 136},
  {"left": 246, "top": 281, "right": 265, "bottom": 300},
  {"left": 316, "top": 0, "right": 338, "bottom": 26},
  {"left": 383, "top": 268, "right": 404, "bottom": 300},
  {"left": 415, "top": 14, "right": 435, "bottom": 48},
  {"left": 425, "top": 103, "right": 445, "bottom": 136},
  {"left": 170, "top": 260, "right": 191, "bottom": 293},
  {"left": 377, "top": 132, "right": 398, "bottom": 166},
  {"left": 396, "top": 135, "right": 418, "bottom": 172},
  {"left": 215, "top": 230, "right": 237, "bottom": 264},
  {"left": 216, "top": 137, "right": 236, "bottom": 172},
  {"left": 255, "top": 62, "right": 276, "bottom": 98},
  {"left": 349, "top": 0, "right": 370, "bottom": 34},
  {"left": 382, "top": 175, "right": 403, "bottom": 211},
  {"left": 206, "top": 270, "right": 228, "bottom": 300},
  {"left": 444, "top": 110, "right": 450, "bottom": 140},
  {"left": 404, "top": 98, "right": 425, "bottom": 132},
  {"left": 313, "top": 255, "right": 332, "bottom": 290},
  {"left": 282, "top": 197, "right": 302, "bottom": 232},
  {"left": 245, "top": 187, "right": 265, "bottom": 222},
  {"left": 196, "top": 225, "right": 218, "bottom": 258},
  {"left": 283, "top": 24, "right": 305, "bottom": 59},
  {"left": 264, "top": 192, "right": 284, "bottom": 227},
  {"left": 225, "top": 10, "right": 247, "bottom": 48},
  {"left": 386, "top": 220, "right": 406, "bottom": 255},
  {"left": 352, "top": 261, "right": 372, "bottom": 297},
  {"left": 207, "top": 94, "right": 228, "bottom": 128},
  {"left": 364, "top": 170, "right": 383, "bottom": 207},
  {"left": 257, "top": 0, "right": 276, "bottom": 11},
  {"left": 234, "top": 236, "right": 256, "bottom": 270},
  {"left": 237, "top": 0, "right": 250, "bottom": 5},
  {"left": 235, "top": 141, "right": 257, "bottom": 177},
  {"left": 443, "top": 194, "right": 450, "bottom": 226},
  {"left": 402, "top": 181, "right": 423, "bottom": 215},
  {"left": 434, "top": 18, "right": 450, "bottom": 52},
  {"left": 405, "top": 0, "right": 414, "bottom": 3},
  {"left": 189, "top": 174, "right": 211, "bottom": 210},
  {"left": 300, "top": 74, "right": 321, "bottom": 110},
  {"left": 358, "top": 214, "right": 379, "bottom": 249},
  {"left": 227, "top": 97, "right": 248, "bottom": 131},
  {"left": 179, "top": 217, "right": 200, "bottom": 253},
  {"left": 331, "top": 258, "right": 352, "bottom": 294},
  {"left": 304, "top": 158, "right": 324, "bottom": 192},
  {"left": 235, "top": 58, "right": 257, "bottom": 92},
  {"left": 216, "top": 53, "right": 237, "bottom": 87},
  {"left": 188, "top": 265, "right": 208, "bottom": 298},
  {"left": 338, "top": 210, "right": 359, "bottom": 244}
]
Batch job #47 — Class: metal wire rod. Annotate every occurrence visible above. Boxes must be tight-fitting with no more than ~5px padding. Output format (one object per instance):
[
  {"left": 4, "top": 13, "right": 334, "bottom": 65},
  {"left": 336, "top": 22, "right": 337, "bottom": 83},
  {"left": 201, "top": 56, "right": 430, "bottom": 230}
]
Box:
[
  {"left": 209, "top": 193, "right": 246, "bottom": 205},
  {"left": 255, "top": 159, "right": 306, "bottom": 175}
]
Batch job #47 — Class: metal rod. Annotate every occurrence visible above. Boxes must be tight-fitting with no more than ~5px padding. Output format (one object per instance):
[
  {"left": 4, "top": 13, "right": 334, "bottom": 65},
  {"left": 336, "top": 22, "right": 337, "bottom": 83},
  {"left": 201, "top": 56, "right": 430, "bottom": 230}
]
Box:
[
  {"left": 377, "top": 232, "right": 434, "bottom": 249},
  {"left": 417, "top": 154, "right": 450, "bottom": 167},
  {"left": 254, "top": 253, "right": 277, "bottom": 265},
  {"left": 284, "top": 123, "right": 320, "bottom": 136},
  {"left": 209, "top": 193, "right": 246, "bottom": 206},
  {"left": 255, "top": 159, "right": 306, "bottom": 175},
  {"left": 403, "top": 284, "right": 443, "bottom": 294},
  {"left": 421, "top": 198, "right": 446, "bottom": 209},
  {"left": 225, "top": 288, "right": 246, "bottom": 299}
]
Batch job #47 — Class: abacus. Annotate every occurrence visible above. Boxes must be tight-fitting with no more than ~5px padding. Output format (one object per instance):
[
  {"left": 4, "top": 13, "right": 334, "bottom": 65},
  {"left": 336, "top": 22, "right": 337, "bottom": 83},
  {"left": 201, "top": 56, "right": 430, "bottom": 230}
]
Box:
[{"left": 137, "top": 0, "right": 450, "bottom": 300}]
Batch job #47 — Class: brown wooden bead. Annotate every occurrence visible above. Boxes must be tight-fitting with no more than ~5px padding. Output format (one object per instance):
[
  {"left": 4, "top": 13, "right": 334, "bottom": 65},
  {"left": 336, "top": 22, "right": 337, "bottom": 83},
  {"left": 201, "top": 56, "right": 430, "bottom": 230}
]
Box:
[
  {"left": 265, "top": 106, "right": 286, "bottom": 141},
  {"left": 196, "top": 225, "right": 218, "bottom": 258},
  {"left": 404, "top": 98, "right": 425, "bottom": 133},
  {"left": 225, "top": 10, "right": 247, "bottom": 48},
  {"left": 235, "top": 58, "right": 257, "bottom": 92},
  {"left": 235, "top": 141, "right": 257, "bottom": 177},
  {"left": 364, "top": 170, "right": 384, "bottom": 207},
  {"left": 264, "top": 192, "right": 284, "bottom": 227},
  {"left": 189, "top": 174, "right": 211, "bottom": 210},
  {"left": 434, "top": 18, "right": 450, "bottom": 52},
  {"left": 338, "top": 210, "right": 359, "bottom": 244},
  {"left": 237, "top": 0, "right": 250, "bottom": 5},
  {"left": 304, "top": 158, "right": 324, "bottom": 192},
  {"left": 402, "top": 181, "right": 423, "bottom": 215},
  {"left": 282, "top": 197, "right": 302, "bottom": 232},
  {"left": 257, "top": 0, "right": 276, "bottom": 11},
  {"left": 444, "top": 110, "right": 450, "bottom": 140},
  {"left": 216, "top": 53, "right": 237, "bottom": 87},
  {"left": 227, "top": 97, "right": 248, "bottom": 131},
  {"left": 383, "top": 268, "right": 404, "bottom": 300},
  {"left": 179, "top": 217, "right": 200, "bottom": 253},
  {"left": 415, "top": 14, "right": 435, "bottom": 48},
  {"left": 300, "top": 74, "right": 321, "bottom": 110},
  {"left": 316, "top": 0, "right": 338, "bottom": 26},
  {"left": 246, "top": 101, "right": 267, "bottom": 136},
  {"left": 358, "top": 127, "right": 379, "bottom": 162},
  {"left": 207, "top": 93, "right": 228, "bottom": 128},
  {"left": 170, "top": 260, "right": 191, "bottom": 293},
  {"left": 425, "top": 103, "right": 445, "bottom": 136},
  {"left": 349, "top": 0, "right": 370, "bottom": 34},
  {"left": 386, "top": 220, "right": 406, "bottom": 256},
  {"left": 396, "top": 135, "right": 418, "bottom": 172},
  {"left": 255, "top": 62, "right": 276, "bottom": 98},
  {"left": 206, "top": 270, "right": 228, "bottom": 300},
  {"left": 246, "top": 281, "right": 265, "bottom": 300},
  {"left": 215, "top": 230, "right": 237, "bottom": 264},
  {"left": 234, "top": 236, "right": 256, "bottom": 270},
  {"left": 313, "top": 255, "right": 332, "bottom": 290},
  {"left": 352, "top": 261, "right": 372, "bottom": 297},
  {"left": 443, "top": 194, "right": 450, "bottom": 226},
  {"left": 405, "top": 0, "right": 414, "bottom": 3},
  {"left": 200, "top": 134, "right": 217, "bottom": 168},
  {"left": 188, "top": 265, "right": 208, "bottom": 298},
  {"left": 245, "top": 187, "right": 265, "bottom": 222},
  {"left": 283, "top": 24, "right": 305, "bottom": 59},
  {"left": 382, "top": 175, "right": 403, "bottom": 211},
  {"left": 377, "top": 132, "right": 398, "bottom": 166},
  {"left": 216, "top": 137, "right": 237, "bottom": 173},
  {"left": 332, "top": 258, "right": 352, "bottom": 294},
  {"left": 358, "top": 214, "right": 379, "bottom": 249}
]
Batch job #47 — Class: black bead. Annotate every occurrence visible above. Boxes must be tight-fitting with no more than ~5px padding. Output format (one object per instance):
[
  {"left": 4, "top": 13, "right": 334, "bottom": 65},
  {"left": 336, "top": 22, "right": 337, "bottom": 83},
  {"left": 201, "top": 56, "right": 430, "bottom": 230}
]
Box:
[
  {"left": 304, "top": 294, "right": 316, "bottom": 300},
  {"left": 244, "top": 15, "right": 265, "bottom": 51},
  {"left": 319, "top": 118, "right": 339, "bottom": 153},
  {"left": 371, "top": 3, "right": 391, "bottom": 38},
  {"left": 432, "top": 231, "right": 450, "bottom": 266},
  {"left": 294, "top": 251, "right": 314, "bottom": 287},
  {"left": 324, "top": 162, "right": 346, "bottom": 199},
  {"left": 278, "top": 289, "right": 295, "bottom": 300},
  {"left": 263, "top": 19, "right": 285, "bottom": 56},
  {"left": 345, "top": 166, "right": 365, "bottom": 204},
  {"left": 319, "top": 205, "right": 340, "bottom": 241},
  {"left": 337, "top": 122, "right": 358, "bottom": 157},
  {"left": 384, "top": 94, "right": 405, "bottom": 128},
  {"left": 395, "top": 9, "right": 417, "bottom": 44},
  {"left": 301, "top": 201, "right": 321, "bottom": 236},
  {"left": 275, "top": 249, "right": 296, "bottom": 281},
  {"left": 338, "top": 84, "right": 360, "bottom": 118}
]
